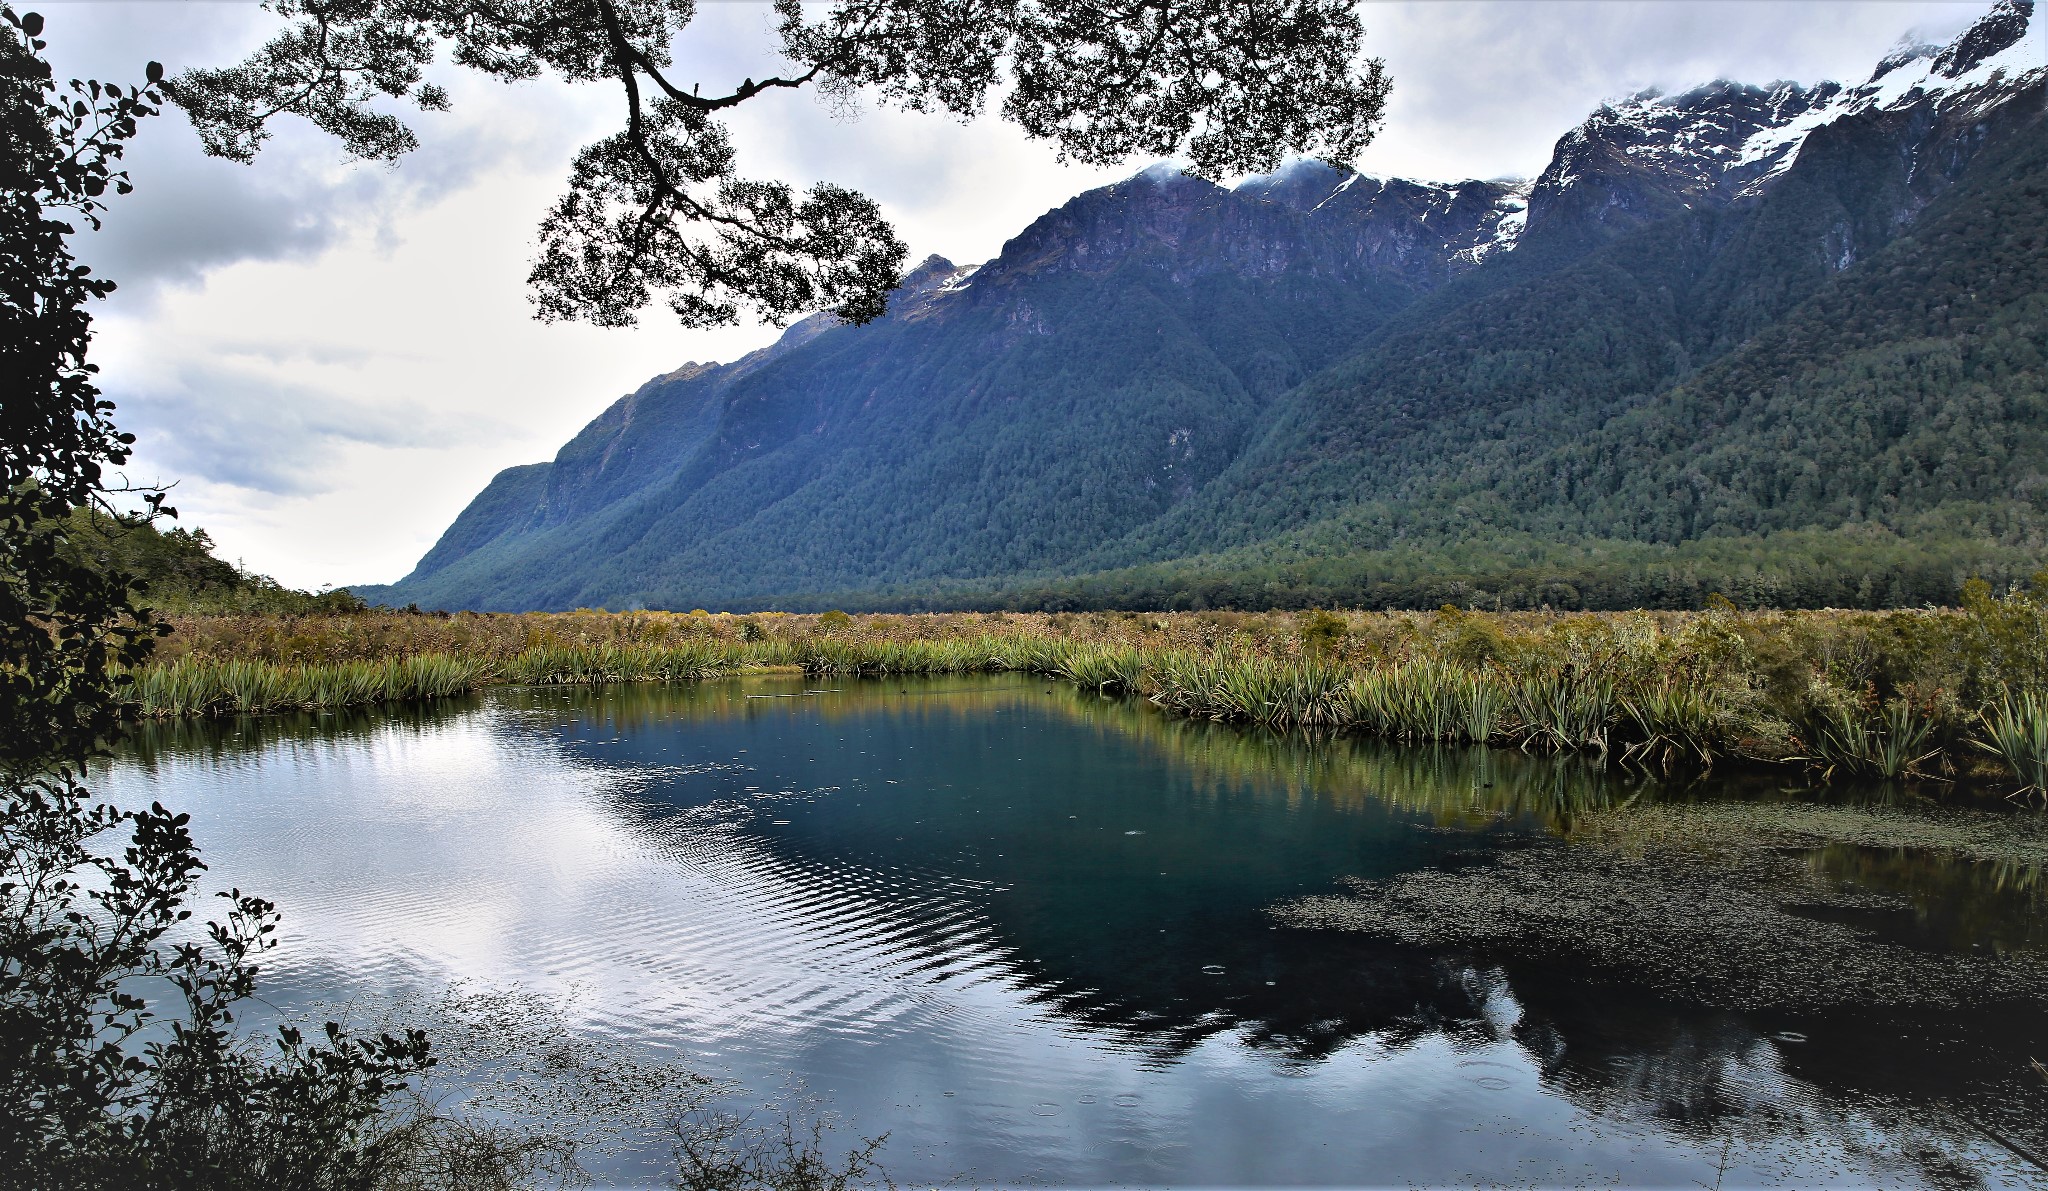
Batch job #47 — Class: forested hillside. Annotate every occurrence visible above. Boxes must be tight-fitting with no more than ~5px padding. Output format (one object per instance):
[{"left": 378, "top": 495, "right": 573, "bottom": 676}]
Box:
[
  {"left": 362, "top": 0, "right": 2047, "bottom": 613},
  {"left": 62, "top": 510, "right": 365, "bottom": 614}
]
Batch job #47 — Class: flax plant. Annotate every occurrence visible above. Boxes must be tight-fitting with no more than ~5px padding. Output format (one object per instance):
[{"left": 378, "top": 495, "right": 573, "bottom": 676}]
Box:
[
  {"left": 1507, "top": 670, "right": 1616, "bottom": 755},
  {"left": 1974, "top": 691, "right": 2048, "bottom": 800},
  {"left": 1621, "top": 682, "right": 1730, "bottom": 772},
  {"left": 1798, "top": 699, "right": 1943, "bottom": 781}
]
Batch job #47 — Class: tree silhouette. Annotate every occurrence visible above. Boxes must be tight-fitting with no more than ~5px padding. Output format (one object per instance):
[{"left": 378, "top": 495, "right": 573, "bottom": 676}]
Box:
[{"left": 168, "top": 0, "right": 1390, "bottom": 329}]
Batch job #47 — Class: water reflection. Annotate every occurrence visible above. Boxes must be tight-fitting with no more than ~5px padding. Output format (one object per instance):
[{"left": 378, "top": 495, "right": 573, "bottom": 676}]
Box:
[
  {"left": 1806, "top": 842, "right": 2048, "bottom": 954},
  {"left": 105, "top": 676, "right": 2048, "bottom": 1187}
]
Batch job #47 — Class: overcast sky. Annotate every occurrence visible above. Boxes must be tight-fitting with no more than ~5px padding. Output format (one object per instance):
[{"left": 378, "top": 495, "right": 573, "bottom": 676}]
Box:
[{"left": 44, "top": 0, "right": 1989, "bottom": 590}]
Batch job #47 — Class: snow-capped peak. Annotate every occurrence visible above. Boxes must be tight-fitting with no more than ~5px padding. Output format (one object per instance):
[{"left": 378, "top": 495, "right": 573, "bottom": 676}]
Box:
[
  {"left": 1532, "top": 78, "right": 1844, "bottom": 206},
  {"left": 1933, "top": 0, "right": 2036, "bottom": 77},
  {"left": 1867, "top": 35, "right": 1943, "bottom": 85},
  {"left": 1731, "top": 0, "right": 2040, "bottom": 194},
  {"left": 1527, "top": 0, "right": 2040, "bottom": 219}
]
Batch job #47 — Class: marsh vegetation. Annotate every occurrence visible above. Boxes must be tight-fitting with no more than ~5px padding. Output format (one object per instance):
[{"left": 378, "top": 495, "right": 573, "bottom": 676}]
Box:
[{"left": 134, "top": 581, "right": 2048, "bottom": 799}]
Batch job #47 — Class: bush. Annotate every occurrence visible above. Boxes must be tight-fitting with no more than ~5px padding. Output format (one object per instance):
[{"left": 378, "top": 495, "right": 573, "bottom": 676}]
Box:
[{"left": 1300, "top": 609, "right": 1349, "bottom": 655}]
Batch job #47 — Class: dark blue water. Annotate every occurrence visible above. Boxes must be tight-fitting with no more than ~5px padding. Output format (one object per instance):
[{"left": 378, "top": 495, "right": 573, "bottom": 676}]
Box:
[{"left": 103, "top": 675, "right": 2048, "bottom": 1187}]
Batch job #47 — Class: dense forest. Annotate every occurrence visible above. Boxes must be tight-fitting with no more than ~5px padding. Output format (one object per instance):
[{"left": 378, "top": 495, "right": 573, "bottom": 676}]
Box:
[
  {"left": 361, "top": 3, "right": 2047, "bottom": 613},
  {"left": 62, "top": 510, "right": 365, "bottom": 615}
]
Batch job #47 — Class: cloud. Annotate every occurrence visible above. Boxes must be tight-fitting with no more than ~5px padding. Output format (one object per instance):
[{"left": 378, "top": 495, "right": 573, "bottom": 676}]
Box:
[
  {"left": 1357, "top": 0, "right": 1985, "bottom": 182},
  {"left": 107, "top": 363, "right": 480, "bottom": 496},
  {"left": 42, "top": 4, "right": 612, "bottom": 304}
]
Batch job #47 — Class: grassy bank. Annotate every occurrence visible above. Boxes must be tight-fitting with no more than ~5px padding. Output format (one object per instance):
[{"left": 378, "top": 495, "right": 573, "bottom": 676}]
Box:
[{"left": 130, "top": 583, "right": 2048, "bottom": 797}]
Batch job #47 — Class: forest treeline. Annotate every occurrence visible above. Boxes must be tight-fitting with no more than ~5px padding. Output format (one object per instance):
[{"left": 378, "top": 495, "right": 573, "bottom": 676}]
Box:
[{"left": 60, "top": 509, "right": 366, "bottom": 615}]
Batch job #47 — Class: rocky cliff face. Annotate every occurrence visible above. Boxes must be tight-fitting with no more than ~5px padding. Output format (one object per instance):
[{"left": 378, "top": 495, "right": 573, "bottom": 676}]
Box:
[{"left": 369, "top": 0, "right": 2048, "bottom": 612}]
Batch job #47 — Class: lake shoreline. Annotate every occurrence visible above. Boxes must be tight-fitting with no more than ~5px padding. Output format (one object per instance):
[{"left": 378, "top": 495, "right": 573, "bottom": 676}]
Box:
[{"left": 125, "top": 600, "right": 2048, "bottom": 803}]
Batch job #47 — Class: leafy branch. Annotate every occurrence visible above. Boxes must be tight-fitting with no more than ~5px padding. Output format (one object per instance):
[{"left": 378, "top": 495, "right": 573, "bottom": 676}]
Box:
[{"left": 165, "top": 0, "right": 1389, "bottom": 328}]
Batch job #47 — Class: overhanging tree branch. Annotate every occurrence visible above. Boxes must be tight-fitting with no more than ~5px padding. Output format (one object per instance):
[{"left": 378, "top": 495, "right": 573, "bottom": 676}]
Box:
[{"left": 167, "top": 0, "right": 1389, "bottom": 329}]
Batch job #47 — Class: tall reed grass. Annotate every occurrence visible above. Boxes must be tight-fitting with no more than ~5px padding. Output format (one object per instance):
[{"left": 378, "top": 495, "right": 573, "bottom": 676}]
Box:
[
  {"left": 130, "top": 599, "right": 2048, "bottom": 796},
  {"left": 496, "top": 640, "right": 760, "bottom": 684},
  {"left": 130, "top": 654, "right": 484, "bottom": 717},
  {"left": 798, "top": 636, "right": 1009, "bottom": 676}
]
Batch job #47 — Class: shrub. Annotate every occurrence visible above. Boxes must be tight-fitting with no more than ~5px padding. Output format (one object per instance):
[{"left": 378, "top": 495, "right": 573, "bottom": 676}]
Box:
[{"left": 1299, "top": 609, "right": 1350, "bottom": 656}]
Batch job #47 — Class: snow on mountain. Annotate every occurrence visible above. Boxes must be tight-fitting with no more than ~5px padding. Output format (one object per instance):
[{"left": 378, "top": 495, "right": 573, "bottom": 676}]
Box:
[
  {"left": 1524, "top": 0, "right": 2040, "bottom": 235},
  {"left": 1543, "top": 79, "right": 1844, "bottom": 201},
  {"left": 867, "top": 0, "right": 2035, "bottom": 323},
  {"left": 1732, "top": 0, "right": 2042, "bottom": 192}
]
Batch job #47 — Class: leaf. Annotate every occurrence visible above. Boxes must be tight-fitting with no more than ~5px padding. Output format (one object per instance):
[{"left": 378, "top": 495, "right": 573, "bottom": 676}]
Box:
[{"left": 21, "top": 11, "right": 43, "bottom": 36}]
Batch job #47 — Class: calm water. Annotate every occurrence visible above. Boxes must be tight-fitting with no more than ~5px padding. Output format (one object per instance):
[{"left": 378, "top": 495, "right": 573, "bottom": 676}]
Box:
[{"left": 103, "top": 675, "right": 2048, "bottom": 1188}]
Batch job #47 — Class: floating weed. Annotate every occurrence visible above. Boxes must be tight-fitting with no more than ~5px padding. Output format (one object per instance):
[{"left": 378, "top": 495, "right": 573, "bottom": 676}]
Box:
[{"left": 1273, "top": 799, "right": 2048, "bottom": 1011}]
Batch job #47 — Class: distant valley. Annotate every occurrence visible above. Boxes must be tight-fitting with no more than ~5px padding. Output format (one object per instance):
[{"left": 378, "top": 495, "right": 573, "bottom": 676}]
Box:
[{"left": 360, "top": 0, "right": 2048, "bottom": 613}]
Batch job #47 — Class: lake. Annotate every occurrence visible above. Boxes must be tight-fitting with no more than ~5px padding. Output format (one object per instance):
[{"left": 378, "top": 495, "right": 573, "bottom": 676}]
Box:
[{"left": 102, "top": 674, "right": 2048, "bottom": 1188}]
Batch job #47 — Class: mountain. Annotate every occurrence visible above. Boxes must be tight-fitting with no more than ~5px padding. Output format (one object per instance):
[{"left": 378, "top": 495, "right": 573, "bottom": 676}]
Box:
[{"left": 364, "top": 0, "right": 2048, "bottom": 613}]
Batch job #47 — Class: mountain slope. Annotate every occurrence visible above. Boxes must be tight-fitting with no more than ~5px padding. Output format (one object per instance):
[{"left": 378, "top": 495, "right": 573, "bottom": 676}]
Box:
[
  {"left": 370, "top": 0, "right": 2048, "bottom": 612},
  {"left": 1013, "top": 92, "right": 2048, "bottom": 612},
  {"left": 385, "top": 169, "right": 1527, "bottom": 608}
]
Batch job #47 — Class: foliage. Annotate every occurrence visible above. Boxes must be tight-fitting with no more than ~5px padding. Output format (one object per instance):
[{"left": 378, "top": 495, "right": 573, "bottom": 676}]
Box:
[
  {"left": 169, "top": 0, "right": 1389, "bottom": 330},
  {"left": 1619, "top": 681, "right": 1727, "bottom": 772},
  {"left": 1959, "top": 573, "right": 2048, "bottom": 699},
  {"left": 1974, "top": 691, "right": 2048, "bottom": 800},
  {"left": 0, "top": 4, "right": 163, "bottom": 775},
  {"left": 0, "top": 782, "right": 435, "bottom": 1187},
  {"left": 0, "top": 12, "right": 445, "bottom": 1186},
  {"left": 1298, "top": 608, "right": 1347, "bottom": 655},
  {"left": 1794, "top": 696, "right": 1944, "bottom": 781},
  {"left": 61, "top": 507, "right": 367, "bottom": 615}
]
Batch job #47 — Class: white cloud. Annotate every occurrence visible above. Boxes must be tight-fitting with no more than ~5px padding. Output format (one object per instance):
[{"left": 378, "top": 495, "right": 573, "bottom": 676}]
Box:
[
  {"left": 42, "top": 0, "right": 1992, "bottom": 588},
  {"left": 1355, "top": 0, "right": 1983, "bottom": 183}
]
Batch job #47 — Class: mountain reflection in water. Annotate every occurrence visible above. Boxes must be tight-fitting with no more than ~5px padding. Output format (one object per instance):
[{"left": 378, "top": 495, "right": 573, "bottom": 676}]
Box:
[{"left": 106, "top": 675, "right": 2048, "bottom": 1188}]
